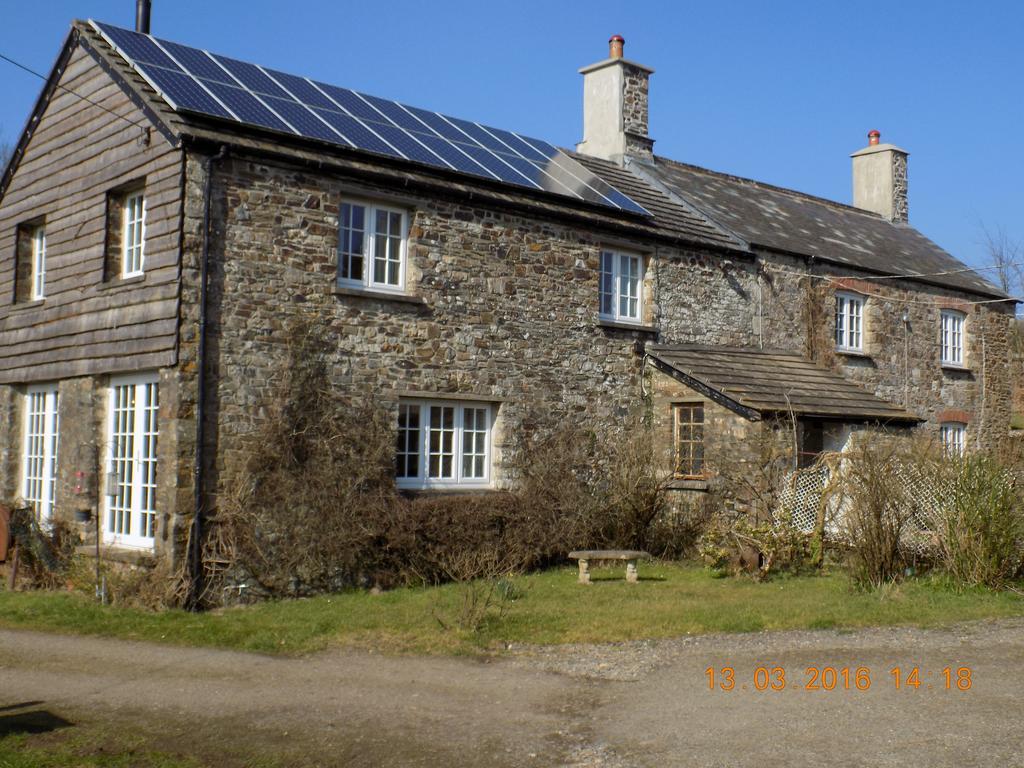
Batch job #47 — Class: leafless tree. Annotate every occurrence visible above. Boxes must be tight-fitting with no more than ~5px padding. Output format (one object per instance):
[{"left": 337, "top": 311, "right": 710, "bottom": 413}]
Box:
[
  {"left": 980, "top": 222, "right": 1023, "bottom": 300},
  {"left": 0, "top": 140, "right": 13, "bottom": 169}
]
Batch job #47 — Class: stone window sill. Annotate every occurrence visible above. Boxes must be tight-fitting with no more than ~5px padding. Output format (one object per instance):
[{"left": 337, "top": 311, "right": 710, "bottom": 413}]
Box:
[
  {"left": 98, "top": 274, "right": 147, "bottom": 291},
  {"left": 667, "top": 478, "right": 709, "bottom": 491},
  {"left": 836, "top": 349, "right": 872, "bottom": 360},
  {"left": 941, "top": 364, "right": 972, "bottom": 374},
  {"left": 332, "top": 285, "right": 425, "bottom": 305},
  {"left": 598, "top": 319, "right": 658, "bottom": 334}
]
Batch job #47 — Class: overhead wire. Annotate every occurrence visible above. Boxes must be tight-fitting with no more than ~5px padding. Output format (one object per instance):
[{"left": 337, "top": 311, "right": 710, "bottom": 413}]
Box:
[
  {"left": 0, "top": 50, "right": 148, "bottom": 133},
  {"left": 760, "top": 263, "right": 1021, "bottom": 306}
]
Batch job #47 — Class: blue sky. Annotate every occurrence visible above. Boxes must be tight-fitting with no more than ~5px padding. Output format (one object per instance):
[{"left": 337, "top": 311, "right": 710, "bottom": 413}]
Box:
[{"left": 2, "top": 1, "right": 1021, "bottom": 275}]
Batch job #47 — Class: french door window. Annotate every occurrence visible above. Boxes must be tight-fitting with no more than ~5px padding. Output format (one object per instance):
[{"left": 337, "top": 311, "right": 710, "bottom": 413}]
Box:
[
  {"left": 22, "top": 384, "right": 59, "bottom": 523},
  {"left": 105, "top": 374, "right": 159, "bottom": 548},
  {"left": 396, "top": 400, "right": 492, "bottom": 488}
]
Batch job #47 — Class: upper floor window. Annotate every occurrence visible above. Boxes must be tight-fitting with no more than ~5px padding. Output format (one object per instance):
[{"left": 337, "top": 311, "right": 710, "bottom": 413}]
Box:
[
  {"left": 599, "top": 249, "right": 644, "bottom": 323},
  {"left": 396, "top": 400, "right": 492, "bottom": 489},
  {"left": 673, "top": 403, "right": 705, "bottom": 478},
  {"left": 835, "top": 292, "right": 864, "bottom": 352},
  {"left": 122, "top": 190, "right": 146, "bottom": 277},
  {"left": 940, "top": 422, "right": 966, "bottom": 457},
  {"left": 13, "top": 218, "right": 45, "bottom": 303},
  {"left": 30, "top": 226, "right": 46, "bottom": 300},
  {"left": 940, "top": 310, "right": 965, "bottom": 366},
  {"left": 337, "top": 201, "right": 407, "bottom": 292}
]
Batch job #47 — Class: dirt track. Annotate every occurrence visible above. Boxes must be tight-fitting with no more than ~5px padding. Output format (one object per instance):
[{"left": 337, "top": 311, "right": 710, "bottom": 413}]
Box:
[{"left": 2, "top": 620, "right": 1023, "bottom": 766}]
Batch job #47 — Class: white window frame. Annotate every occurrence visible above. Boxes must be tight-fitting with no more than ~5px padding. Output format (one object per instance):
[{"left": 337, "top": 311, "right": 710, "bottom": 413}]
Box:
[
  {"left": 395, "top": 400, "right": 493, "bottom": 490},
  {"left": 940, "top": 310, "right": 965, "bottom": 367},
  {"left": 835, "top": 291, "right": 865, "bottom": 352},
  {"left": 940, "top": 422, "right": 966, "bottom": 457},
  {"left": 21, "top": 384, "right": 59, "bottom": 524},
  {"left": 121, "top": 190, "right": 146, "bottom": 278},
  {"left": 337, "top": 200, "right": 408, "bottom": 293},
  {"left": 30, "top": 225, "right": 46, "bottom": 300},
  {"left": 103, "top": 373, "right": 159, "bottom": 549},
  {"left": 599, "top": 249, "right": 644, "bottom": 324}
]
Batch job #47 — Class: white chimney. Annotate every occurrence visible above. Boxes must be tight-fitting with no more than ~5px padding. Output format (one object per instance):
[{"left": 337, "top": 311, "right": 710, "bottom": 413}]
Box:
[
  {"left": 851, "top": 130, "right": 909, "bottom": 223},
  {"left": 576, "top": 35, "right": 655, "bottom": 164}
]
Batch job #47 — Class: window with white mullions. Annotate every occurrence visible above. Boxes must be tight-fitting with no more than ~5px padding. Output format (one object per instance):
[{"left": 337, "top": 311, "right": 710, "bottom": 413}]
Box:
[
  {"left": 396, "top": 401, "right": 492, "bottom": 488},
  {"left": 122, "top": 191, "right": 146, "bottom": 277},
  {"left": 105, "top": 374, "right": 159, "bottom": 548},
  {"left": 462, "top": 407, "right": 489, "bottom": 480},
  {"left": 599, "top": 249, "right": 644, "bottom": 323},
  {"left": 338, "top": 201, "right": 407, "bottom": 291},
  {"left": 396, "top": 403, "right": 421, "bottom": 479},
  {"left": 835, "top": 292, "right": 864, "bottom": 352},
  {"left": 940, "top": 310, "right": 965, "bottom": 366},
  {"left": 428, "top": 405, "right": 456, "bottom": 479},
  {"left": 31, "top": 226, "right": 46, "bottom": 300},
  {"left": 22, "top": 385, "right": 59, "bottom": 523},
  {"left": 940, "top": 422, "right": 966, "bottom": 457}
]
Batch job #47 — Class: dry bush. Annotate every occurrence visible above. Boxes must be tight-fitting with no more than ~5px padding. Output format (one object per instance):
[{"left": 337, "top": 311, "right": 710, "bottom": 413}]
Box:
[
  {"left": 4, "top": 508, "right": 76, "bottom": 590},
  {"left": 218, "top": 321, "right": 401, "bottom": 596},
  {"left": 838, "top": 439, "right": 929, "bottom": 587},
  {"left": 213, "top": 323, "right": 680, "bottom": 601},
  {"left": 935, "top": 454, "right": 1024, "bottom": 589}
]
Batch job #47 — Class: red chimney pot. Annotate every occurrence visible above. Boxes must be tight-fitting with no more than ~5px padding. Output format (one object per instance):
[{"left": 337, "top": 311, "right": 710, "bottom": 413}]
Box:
[
  {"left": 609, "top": 35, "right": 625, "bottom": 59},
  {"left": 868, "top": 129, "right": 881, "bottom": 145}
]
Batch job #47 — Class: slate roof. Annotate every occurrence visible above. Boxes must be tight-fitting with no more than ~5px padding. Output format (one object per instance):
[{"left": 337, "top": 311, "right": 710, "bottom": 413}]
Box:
[
  {"left": 638, "top": 157, "right": 1008, "bottom": 298},
  {"left": 570, "top": 154, "right": 744, "bottom": 251},
  {"left": 649, "top": 345, "right": 921, "bottom": 422},
  {"left": 6, "top": 22, "right": 1008, "bottom": 303}
]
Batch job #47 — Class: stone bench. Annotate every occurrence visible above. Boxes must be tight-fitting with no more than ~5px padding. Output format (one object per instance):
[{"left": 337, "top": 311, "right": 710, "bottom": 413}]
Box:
[{"left": 568, "top": 550, "right": 651, "bottom": 584}]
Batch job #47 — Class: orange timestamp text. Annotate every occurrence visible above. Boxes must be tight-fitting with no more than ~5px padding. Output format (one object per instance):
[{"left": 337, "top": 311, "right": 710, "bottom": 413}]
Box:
[{"left": 705, "top": 665, "right": 973, "bottom": 692}]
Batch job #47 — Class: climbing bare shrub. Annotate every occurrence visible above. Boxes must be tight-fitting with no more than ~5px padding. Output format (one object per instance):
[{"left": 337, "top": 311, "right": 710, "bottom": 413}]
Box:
[{"left": 220, "top": 322, "right": 400, "bottom": 595}]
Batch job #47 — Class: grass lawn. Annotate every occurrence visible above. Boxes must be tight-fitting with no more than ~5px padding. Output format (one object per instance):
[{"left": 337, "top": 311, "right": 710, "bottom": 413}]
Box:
[{"left": 0, "top": 563, "right": 1021, "bottom": 656}]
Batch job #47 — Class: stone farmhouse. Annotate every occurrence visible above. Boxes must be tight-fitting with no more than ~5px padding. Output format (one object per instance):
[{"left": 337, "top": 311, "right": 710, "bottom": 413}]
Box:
[{"left": 0, "top": 16, "right": 1014, "bottom": 567}]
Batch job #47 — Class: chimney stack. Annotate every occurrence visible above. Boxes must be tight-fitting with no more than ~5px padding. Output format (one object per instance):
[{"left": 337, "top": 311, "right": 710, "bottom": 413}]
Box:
[
  {"left": 851, "top": 130, "right": 909, "bottom": 223},
  {"left": 576, "top": 35, "right": 655, "bottom": 164},
  {"left": 136, "top": 0, "right": 151, "bottom": 34}
]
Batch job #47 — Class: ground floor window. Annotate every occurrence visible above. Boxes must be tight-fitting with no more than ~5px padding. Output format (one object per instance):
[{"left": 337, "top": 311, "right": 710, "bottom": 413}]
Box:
[
  {"left": 22, "top": 384, "right": 59, "bottom": 522},
  {"left": 104, "top": 374, "right": 159, "bottom": 548},
  {"left": 396, "top": 400, "right": 492, "bottom": 489},
  {"left": 940, "top": 422, "right": 966, "bottom": 457},
  {"left": 673, "top": 403, "right": 704, "bottom": 478}
]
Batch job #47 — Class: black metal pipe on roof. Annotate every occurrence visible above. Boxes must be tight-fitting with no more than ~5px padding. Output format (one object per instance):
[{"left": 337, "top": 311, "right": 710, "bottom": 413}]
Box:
[{"left": 135, "top": 0, "right": 151, "bottom": 34}]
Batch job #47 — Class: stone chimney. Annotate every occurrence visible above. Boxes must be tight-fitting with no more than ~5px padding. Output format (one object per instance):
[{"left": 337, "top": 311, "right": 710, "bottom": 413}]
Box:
[
  {"left": 850, "top": 130, "right": 909, "bottom": 223},
  {"left": 576, "top": 35, "right": 655, "bottom": 164}
]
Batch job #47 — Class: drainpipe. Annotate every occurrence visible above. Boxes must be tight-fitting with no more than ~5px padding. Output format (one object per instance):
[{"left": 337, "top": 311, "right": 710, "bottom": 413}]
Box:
[{"left": 187, "top": 144, "right": 227, "bottom": 610}]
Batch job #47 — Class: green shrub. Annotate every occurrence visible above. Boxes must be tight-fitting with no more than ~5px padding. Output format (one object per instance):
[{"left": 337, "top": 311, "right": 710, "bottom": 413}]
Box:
[{"left": 936, "top": 455, "right": 1024, "bottom": 589}]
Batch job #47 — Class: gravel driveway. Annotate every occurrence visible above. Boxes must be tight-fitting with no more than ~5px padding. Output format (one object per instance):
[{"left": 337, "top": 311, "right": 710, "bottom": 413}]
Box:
[{"left": 2, "top": 619, "right": 1023, "bottom": 767}]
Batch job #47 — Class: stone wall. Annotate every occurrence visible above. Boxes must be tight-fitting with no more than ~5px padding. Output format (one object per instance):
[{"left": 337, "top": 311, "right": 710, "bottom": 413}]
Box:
[
  {"left": 754, "top": 253, "right": 1013, "bottom": 451},
  {"left": 194, "top": 150, "right": 1013, "bottom": 519}
]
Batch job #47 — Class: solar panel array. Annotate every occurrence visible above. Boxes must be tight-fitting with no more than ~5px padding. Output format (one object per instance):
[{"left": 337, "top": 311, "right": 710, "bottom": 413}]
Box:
[{"left": 91, "top": 21, "right": 650, "bottom": 216}]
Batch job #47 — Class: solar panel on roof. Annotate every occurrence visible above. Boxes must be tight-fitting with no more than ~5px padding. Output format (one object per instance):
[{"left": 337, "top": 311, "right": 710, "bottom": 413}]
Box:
[{"left": 90, "top": 20, "right": 651, "bottom": 216}]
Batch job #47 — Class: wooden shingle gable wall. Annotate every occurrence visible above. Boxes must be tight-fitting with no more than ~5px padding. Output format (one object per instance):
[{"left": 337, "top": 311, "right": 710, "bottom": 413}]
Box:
[{"left": 0, "top": 39, "right": 183, "bottom": 384}]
